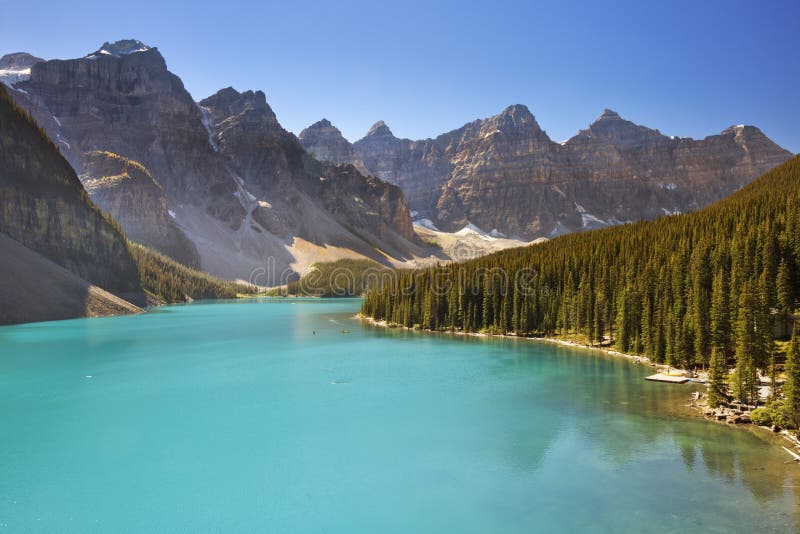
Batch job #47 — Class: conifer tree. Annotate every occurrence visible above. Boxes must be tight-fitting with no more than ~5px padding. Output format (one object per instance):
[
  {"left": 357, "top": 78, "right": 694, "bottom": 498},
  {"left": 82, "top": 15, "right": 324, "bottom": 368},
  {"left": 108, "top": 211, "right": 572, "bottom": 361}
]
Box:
[
  {"left": 784, "top": 325, "right": 800, "bottom": 429},
  {"left": 777, "top": 259, "right": 793, "bottom": 332},
  {"left": 707, "top": 347, "right": 728, "bottom": 408},
  {"left": 733, "top": 284, "right": 758, "bottom": 405}
]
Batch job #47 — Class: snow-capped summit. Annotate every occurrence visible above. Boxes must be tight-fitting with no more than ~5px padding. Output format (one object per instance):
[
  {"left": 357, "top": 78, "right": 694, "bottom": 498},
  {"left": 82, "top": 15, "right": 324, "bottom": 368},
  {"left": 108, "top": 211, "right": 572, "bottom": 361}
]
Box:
[{"left": 85, "top": 39, "right": 152, "bottom": 59}]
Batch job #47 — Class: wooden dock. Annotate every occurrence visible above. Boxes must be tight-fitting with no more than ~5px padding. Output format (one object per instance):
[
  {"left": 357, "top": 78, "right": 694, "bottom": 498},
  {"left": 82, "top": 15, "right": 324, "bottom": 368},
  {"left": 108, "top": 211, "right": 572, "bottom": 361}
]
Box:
[{"left": 645, "top": 374, "right": 689, "bottom": 384}]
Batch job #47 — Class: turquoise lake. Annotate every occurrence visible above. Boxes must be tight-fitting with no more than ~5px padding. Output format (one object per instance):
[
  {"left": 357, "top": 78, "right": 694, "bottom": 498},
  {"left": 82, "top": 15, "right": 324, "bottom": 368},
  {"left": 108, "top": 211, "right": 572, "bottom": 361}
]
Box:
[{"left": 0, "top": 298, "right": 798, "bottom": 532}]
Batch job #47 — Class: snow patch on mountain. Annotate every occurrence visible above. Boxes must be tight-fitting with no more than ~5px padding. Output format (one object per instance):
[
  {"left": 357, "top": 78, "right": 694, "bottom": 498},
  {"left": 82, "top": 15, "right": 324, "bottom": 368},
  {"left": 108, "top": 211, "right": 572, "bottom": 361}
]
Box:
[
  {"left": 0, "top": 67, "right": 31, "bottom": 87},
  {"left": 456, "top": 222, "right": 496, "bottom": 241},
  {"left": 198, "top": 105, "right": 219, "bottom": 152},
  {"left": 85, "top": 40, "right": 152, "bottom": 60},
  {"left": 581, "top": 213, "right": 607, "bottom": 228},
  {"left": 549, "top": 221, "right": 571, "bottom": 238},
  {"left": 413, "top": 218, "right": 440, "bottom": 231}
]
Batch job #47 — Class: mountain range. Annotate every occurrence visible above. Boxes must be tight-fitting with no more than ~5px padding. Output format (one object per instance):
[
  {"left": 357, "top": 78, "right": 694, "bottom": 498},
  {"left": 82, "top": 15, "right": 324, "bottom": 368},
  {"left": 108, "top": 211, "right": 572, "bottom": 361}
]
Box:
[
  {"left": 300, "top": 107, "right": 792, "bottom": 239},
  {"left": 0, "top": 38, "right": 793, "bottom": 288},
  {"left": 1, "top": 40, "right": 426, "bottom": 284}
]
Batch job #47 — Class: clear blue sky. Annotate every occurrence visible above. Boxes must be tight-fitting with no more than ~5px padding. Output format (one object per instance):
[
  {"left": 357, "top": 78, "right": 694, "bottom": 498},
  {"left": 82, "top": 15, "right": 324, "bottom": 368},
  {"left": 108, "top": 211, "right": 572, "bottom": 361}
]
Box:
[{"left": 2, "top": 0, "right": 797, "bottom": 151}]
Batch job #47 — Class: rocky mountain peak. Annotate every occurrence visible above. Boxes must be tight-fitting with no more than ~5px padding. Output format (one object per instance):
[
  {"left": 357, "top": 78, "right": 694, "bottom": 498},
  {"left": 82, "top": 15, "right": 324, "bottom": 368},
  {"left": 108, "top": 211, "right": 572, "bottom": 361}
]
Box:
[
  {"left": 299, "top": 119, "right": 354, "bottom": 166},
  {"left": 86, "top": 39, "right": 153, "bottom": 59},
  {"left": 499, "top": 103, "right": 534, "bottom": 119},
  {"left": 491, "top": 104, "right": 542, "bottom": 134},
  {"left": 20, "top": 38, "right": 172, "bottom": 105},
  {"left": 596, "top": 108, "right": 622, "bottom": 121},
  {"left": 576, "top": 108, "right": 662, "bottom": 149},
  {"left": 0, "top": 52, "right": 44, "bottom": 71},
  {"left": 0, "top": 52, "right": 45, "bottom": 86},
  {"left": 199, "top": 87, "right": 277, "bottom": 126},
  {"left": 299, "top": 118, "right": 345, "bottom": 141},
  {"left": 720, "top": 124, "right": 760, "bottom": 136},
  {"left": 366, "top": 120, "right": 394, "bottom": 138},
  {"left": 201, "top": 87, "right": 269, "bottom": 111}
]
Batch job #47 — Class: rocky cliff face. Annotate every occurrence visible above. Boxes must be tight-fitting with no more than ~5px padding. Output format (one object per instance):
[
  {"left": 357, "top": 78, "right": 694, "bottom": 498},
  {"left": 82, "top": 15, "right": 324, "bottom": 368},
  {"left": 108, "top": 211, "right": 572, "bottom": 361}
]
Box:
[
  {"left": 0, "top": 84, "right": 144, "bottom": 306},
  {"left": 15, "top": 41, "right": 240, "bottom": 224},
  {"left": 302, "top": 106, "right": 792, "bottom": 238},
  {"left": 81, "top": 151, "right": 199, "bottom": 267},
  {"left": 8, "top": 41, "right": 422, "bottom": 281},
  {"left": 198, "top": 87, "right": 420, "bottom": 251}
]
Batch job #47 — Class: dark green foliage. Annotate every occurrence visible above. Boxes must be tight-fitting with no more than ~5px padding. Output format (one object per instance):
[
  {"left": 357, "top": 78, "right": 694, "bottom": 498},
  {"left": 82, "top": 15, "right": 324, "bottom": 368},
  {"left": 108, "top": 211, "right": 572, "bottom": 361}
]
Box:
[
  {"left": 268, "top": 259, "right": 393, "bottom": 297},
  {"left": 707, "top": 348, "right": 729, "bottom": 408},
  {"left": 363, "top": 156, "right": 800, "bottom": 410},
  {"left": 129, "top": 243, "right": 253, "bottom": 303},
  {"left": 785, "top": 325, "right": 800, "bottom": 429}
]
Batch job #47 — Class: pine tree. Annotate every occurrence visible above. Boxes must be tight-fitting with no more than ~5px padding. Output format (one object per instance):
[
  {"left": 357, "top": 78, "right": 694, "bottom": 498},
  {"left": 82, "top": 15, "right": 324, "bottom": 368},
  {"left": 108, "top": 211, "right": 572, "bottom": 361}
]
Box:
[
  {"left": 784, "top": 325, "right": 800, "bottom": 429},
  {"left": 707, "top": 347, "right": 728, "bottom": 408},
  {"left": 733, "top": 284, "right": 758, "bottom": 405},
  {"left": 776, "top": 259, "right": 793, "bottom": 333},
  {"left": 710, "top": 270, "right": 731, "bottom": 356},
  {"left": 691, "top": 245, "right": 712, "bottom": 366}
]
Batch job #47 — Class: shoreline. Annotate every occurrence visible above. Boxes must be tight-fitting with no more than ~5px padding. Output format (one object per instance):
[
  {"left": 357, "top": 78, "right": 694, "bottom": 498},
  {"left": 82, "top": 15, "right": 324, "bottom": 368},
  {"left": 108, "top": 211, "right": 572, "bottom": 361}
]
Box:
[
  {"left": 357, "top": 314, "right": 664, "bottom": 366},
  {"left": 357, "top": 313, "right": 800, "bottom": 458}
]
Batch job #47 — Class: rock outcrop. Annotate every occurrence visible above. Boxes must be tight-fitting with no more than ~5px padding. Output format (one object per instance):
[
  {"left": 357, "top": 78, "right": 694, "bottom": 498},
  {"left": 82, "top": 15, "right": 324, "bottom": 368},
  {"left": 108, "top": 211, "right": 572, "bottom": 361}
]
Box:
[
  {"left": 0, "top": 83, "right": 144, "bottom": 322},
  {"left": 9, "top": 41, "right": 424, "bottom": 281},
  {"left": 302, "top": 106, "right": 792, "bottom": 239},
  {"left": 81, "top": 151, "right": 199, "bottom": 267}
]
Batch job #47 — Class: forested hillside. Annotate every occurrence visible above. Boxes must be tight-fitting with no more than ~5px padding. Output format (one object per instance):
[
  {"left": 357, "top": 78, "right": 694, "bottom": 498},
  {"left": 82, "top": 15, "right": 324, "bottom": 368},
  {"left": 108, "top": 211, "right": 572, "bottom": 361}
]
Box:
[
  {"left": 130, "top": 243, "right": 254, "bottom": 304},
  {"left": 267, "top": 259, "right": 392, "bottom": 297},
  {"left": 363, "top": 156, "right": 800, "bottom": 409}
]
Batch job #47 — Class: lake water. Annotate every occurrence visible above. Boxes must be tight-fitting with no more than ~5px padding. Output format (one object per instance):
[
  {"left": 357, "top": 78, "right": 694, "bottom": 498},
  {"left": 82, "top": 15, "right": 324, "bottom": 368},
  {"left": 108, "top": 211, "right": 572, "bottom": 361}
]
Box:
[{"left": 0, "top": 298, "right": 797, "bottom": 532}]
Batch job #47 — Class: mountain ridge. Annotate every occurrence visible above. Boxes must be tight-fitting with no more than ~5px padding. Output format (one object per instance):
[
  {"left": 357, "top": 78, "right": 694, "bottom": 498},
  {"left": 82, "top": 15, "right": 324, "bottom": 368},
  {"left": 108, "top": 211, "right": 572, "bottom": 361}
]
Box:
[
  {"left": 301, "top": 106, "right": 791, "bottom": 238},
  {"left": 3, "top": 40, "right": 428, "bottom": 282}
]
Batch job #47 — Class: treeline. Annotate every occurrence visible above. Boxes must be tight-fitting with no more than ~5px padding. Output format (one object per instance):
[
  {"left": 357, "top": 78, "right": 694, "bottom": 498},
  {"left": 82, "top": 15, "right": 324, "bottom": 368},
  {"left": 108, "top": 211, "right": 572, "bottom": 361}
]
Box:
[
  {"left": 363, "top": 156, "right": 800, "bottom": 409},
  {"left": 129, "top": 243, "right": 254, "bottom": 303},
  {"left": 268, "top": 258, "right": 392, "bottom": 297}
]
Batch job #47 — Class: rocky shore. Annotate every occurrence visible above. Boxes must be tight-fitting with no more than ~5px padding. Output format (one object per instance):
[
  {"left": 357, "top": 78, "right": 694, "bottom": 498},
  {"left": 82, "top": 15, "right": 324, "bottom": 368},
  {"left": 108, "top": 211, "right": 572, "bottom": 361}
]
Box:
[{"left": 690, "top": 391, "right": 755, "bottom": 425}]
